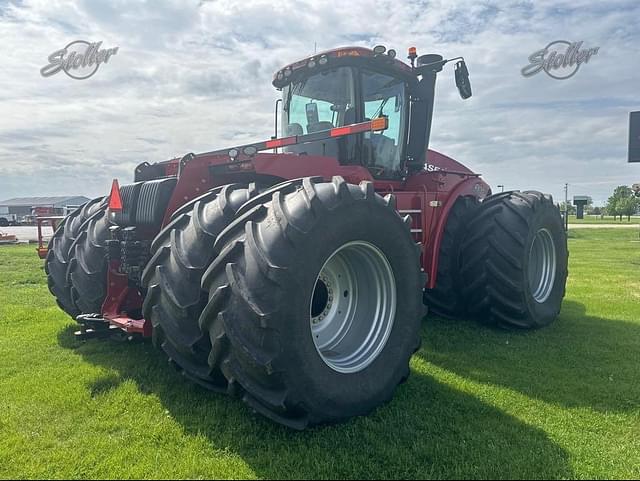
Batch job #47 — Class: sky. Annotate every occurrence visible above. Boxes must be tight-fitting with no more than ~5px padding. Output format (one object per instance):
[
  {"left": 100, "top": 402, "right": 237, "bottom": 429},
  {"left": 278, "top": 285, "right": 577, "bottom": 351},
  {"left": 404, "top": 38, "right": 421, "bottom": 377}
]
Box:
[{"left": 0, "top": 0, "right": 638, "bottom": 206}]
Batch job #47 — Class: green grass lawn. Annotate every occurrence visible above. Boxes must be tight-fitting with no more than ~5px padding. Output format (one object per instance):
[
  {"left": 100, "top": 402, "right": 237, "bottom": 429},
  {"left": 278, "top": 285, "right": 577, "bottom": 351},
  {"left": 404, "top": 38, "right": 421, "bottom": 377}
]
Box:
[
  {"left": 567, "top": 214, "right": 640, "bottom": 224},
  {"left": 1, "top": 230, "right": 639, "bottom": 479}
]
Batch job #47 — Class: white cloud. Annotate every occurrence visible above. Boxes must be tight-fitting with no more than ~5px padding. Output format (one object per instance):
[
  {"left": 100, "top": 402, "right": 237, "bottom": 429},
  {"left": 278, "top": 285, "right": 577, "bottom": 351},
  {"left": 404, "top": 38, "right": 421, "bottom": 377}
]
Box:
[{"left": 0, "top": 0, "right": 638, "bottom": 205}]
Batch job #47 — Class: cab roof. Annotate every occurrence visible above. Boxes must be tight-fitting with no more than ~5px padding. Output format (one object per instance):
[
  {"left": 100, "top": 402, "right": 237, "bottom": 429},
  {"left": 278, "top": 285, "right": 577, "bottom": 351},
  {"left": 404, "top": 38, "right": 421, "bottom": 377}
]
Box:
[{"left": 272, "top": 46, "right": 415, "bottom": 89}]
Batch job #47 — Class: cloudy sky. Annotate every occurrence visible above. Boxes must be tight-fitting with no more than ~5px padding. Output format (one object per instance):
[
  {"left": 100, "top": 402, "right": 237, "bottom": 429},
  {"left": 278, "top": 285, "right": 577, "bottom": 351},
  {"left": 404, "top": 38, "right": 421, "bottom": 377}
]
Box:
[{"left": 0, "top": 0, "right": 638, "bottom": 205}]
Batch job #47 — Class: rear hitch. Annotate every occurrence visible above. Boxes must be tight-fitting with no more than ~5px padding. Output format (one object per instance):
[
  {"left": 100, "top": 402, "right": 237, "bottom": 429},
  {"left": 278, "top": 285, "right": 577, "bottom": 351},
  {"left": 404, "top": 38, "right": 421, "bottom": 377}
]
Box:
[
  {"left": 75, "top": 314, "right": 128, "bottom": 341},
  {"left": 75, "top": 313, "right": 148, "bottom": 341},
  {"left": 73, "top": 225, "right": 154, "bottom": 342}
]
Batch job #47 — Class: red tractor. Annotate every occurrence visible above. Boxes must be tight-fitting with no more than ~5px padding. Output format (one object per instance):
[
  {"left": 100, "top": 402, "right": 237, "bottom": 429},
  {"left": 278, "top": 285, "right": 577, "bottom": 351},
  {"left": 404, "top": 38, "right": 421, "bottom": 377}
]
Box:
[{"left": 44, "top": 45, "right": 567, "bottom": 429}]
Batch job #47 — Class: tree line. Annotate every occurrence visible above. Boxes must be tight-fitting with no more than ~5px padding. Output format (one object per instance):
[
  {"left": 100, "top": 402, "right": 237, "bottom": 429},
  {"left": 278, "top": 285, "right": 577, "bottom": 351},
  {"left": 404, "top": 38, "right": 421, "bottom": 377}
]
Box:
[
  {"left": 558, "top": 185, "right": 640, "bottom": 220},
  {"left": 606, "top": 186, "right": 639, "bottom": 221}
]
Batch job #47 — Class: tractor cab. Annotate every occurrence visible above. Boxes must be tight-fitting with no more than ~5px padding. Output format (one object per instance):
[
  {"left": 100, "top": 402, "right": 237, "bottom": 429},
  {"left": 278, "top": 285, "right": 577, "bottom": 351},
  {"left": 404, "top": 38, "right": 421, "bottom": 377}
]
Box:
[{"left": 273, "top": 46, "right": 472, "bottom": 180}]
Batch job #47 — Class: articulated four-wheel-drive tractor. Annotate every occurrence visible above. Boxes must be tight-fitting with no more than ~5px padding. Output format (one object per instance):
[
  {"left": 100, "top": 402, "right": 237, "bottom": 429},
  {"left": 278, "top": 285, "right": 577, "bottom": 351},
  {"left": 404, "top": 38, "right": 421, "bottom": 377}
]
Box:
[{"left": 43, "top": 46, "right": 567, "bottom": 429}]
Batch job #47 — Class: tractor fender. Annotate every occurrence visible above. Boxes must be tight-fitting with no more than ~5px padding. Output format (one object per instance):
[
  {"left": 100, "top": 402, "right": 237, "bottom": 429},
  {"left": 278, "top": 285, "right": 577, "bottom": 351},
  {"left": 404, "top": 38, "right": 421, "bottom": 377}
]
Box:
[{"left": 425, "top": 175, "right": 490, "bottom": 289}]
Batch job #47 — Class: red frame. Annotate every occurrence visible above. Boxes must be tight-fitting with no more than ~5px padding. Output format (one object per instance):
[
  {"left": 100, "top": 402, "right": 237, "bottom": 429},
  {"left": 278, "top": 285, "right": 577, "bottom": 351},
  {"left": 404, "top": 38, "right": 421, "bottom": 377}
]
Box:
[{"left": 101, "top": 260, "right": 150, "bottom": 336}]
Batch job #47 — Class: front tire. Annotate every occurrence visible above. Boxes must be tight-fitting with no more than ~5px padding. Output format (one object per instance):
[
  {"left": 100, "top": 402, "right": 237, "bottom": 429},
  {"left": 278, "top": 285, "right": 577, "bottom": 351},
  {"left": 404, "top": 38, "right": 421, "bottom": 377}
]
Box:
[{"left": 461, "top": 191, "right": 568, "bottom": 328}]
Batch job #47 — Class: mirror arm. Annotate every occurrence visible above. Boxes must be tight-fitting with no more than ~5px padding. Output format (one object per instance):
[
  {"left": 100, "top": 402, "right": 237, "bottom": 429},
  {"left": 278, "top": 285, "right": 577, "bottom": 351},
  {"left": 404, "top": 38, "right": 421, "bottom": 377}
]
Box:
[{"left": 414, "top": 56, "right": 465, "bottom": 76}]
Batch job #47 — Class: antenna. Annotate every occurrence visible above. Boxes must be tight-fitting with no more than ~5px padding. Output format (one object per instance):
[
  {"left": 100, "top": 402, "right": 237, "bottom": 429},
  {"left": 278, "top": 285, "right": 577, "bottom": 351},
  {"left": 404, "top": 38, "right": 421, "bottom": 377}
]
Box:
[
  {"left": 314, "top": 42, "right": 317, "bottom": 54},
  {"left": 564, "top": 182, "right": 569, "bottom": 231}
]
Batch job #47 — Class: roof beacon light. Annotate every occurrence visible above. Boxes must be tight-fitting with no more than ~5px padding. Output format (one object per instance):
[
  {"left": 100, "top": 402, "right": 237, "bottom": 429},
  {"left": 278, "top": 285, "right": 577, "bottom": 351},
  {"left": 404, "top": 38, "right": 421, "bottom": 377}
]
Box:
[
  {"left": 387, "top": 49, "right": 396, "bottom": 59},
  {"left": 408, "top": 46, "right": 418, "bottom": 68}
]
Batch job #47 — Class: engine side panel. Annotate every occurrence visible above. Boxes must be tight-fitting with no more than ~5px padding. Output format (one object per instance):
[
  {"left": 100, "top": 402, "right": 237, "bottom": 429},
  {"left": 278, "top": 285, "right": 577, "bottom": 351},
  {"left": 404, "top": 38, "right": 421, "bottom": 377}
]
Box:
[{"left": 161, "top": 152, "right": 375, "bottom": 225}]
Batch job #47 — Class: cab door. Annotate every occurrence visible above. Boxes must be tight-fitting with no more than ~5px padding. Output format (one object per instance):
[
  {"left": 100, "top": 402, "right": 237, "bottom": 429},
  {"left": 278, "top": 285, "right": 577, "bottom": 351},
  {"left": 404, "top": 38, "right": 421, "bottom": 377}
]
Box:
[{"left": 358, "top": 69, "right": 409, "bottom": 180}]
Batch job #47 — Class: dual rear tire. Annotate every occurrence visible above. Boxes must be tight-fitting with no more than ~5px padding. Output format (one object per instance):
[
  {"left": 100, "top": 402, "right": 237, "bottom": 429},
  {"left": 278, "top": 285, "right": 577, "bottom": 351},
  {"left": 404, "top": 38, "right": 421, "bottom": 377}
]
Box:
[
  {"left": 45, "top": 198, "right": 109, "bottom": 317},
  {"left": 142, "top": 177, "right": 423, "bottom": 428},
  {"left": 424, "top": 190, "right": 568, "bottom": 329}
]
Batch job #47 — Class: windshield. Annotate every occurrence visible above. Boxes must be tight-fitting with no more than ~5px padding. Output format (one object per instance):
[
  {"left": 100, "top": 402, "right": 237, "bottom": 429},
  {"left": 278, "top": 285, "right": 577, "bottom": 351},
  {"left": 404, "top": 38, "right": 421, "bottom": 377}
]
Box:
[
  {"left": 283, "top": 66, "right": 355, "bottom": 136},
  {"left": 280, "top": 66, "right": 407, "bottom": 177}
]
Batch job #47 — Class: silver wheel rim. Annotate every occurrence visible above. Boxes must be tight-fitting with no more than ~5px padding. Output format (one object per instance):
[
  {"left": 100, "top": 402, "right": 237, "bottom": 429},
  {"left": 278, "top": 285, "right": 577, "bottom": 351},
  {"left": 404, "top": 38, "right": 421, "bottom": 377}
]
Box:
[
  {"left": 528, "top": 228, "right": 556, "bottom": 303},
  {"left": 310, "top": 241, "right": 397, "bottom": 374}
]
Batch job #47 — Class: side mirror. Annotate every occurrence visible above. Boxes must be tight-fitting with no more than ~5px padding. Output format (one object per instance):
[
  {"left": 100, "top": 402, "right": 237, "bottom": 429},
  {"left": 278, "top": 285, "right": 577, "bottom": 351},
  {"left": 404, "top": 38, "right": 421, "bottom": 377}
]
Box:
[
  {"left": 629, "top": 111, "right": 640, "bottom": 163},
  {"left": 454, "top": 60, "right": 472, "bottom": 99}
]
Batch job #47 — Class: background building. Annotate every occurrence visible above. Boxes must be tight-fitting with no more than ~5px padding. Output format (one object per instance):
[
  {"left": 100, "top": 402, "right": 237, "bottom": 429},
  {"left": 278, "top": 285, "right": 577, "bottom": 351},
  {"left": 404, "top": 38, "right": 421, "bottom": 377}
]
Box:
[{"left": 0, "top": 196, "right": 90, "bottom": 223}]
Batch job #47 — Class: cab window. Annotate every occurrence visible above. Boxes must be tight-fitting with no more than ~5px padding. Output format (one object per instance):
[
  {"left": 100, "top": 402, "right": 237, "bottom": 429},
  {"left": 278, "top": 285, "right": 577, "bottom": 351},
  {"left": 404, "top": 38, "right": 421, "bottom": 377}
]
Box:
[
  {"left": 282, "top": 67, "right": 356, "bottom": 160},
  {"left": 284, "top": 67, "right": 356, "bottom": 135}
]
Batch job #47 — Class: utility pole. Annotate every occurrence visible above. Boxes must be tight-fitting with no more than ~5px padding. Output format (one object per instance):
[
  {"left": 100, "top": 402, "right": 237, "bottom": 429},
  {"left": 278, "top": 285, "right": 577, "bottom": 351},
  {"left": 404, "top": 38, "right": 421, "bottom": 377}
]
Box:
[
  {"left": 564, "top": 183, "right": 569, "bottom": 231},
  {"left": 497, "top": 184, "right": 504, "bottom": 193}
]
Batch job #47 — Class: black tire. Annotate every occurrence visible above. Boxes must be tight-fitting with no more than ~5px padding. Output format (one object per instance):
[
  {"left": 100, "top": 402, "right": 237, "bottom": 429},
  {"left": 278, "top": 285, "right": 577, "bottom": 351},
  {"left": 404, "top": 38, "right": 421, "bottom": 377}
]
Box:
[
  {"left": 67, "top": 204, "right": 112, "bottom": 314},
  {"left": 0, "top": 218, "right": 8, "bottom": 227},
  {"left": 141, "top": 183, "right": 261, "bottom": 390},
  {"left": 197, "top": 176, "right": 422, "bottom": 428},
  {"left": 423, "top": 195, "right": 479, "bottom": 319},
  {"left": 461, "top": 191, "right": 568, "bottom": 329},
  {"left": 45, "top": 198, "right": 105, "bottom": 317}
]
